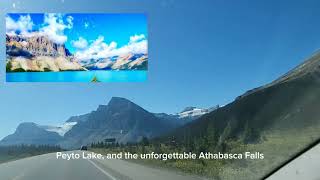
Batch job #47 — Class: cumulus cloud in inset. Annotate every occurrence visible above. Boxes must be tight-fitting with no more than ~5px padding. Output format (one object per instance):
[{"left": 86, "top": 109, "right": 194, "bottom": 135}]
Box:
[
  {"left": 71, "top": 37, "right": 88, "bottom": 49},
  {"left": 40, "top": 13, "right": 73, "bottom": 44},
  {"left": 130, "top": 34, "right": 145, "bottom": 43},
  {"left": 74, "top": 34, "right": 147, "bottom": 62},
  {"left": 6, "top": 13, "right": 73, "bottom": 44},
  {"left": 6, "top": 15, "right": 34, "bottom": 36},
  {"left": 6, "top": 14, "right": 147, "bottom": 61}
]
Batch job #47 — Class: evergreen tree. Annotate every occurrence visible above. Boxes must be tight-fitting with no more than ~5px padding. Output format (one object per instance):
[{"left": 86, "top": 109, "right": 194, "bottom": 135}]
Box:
[
  {"left": 141, "top": 136, "right": 150, "bottom": 146},
  {"left": 206, "top": 123, "right": 217, "bottom": 151}
]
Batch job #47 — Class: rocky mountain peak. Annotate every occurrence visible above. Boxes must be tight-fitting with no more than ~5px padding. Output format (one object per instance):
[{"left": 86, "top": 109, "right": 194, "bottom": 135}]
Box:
[
  {"left": 6, "top": 33, "right": 71, "bottom": 58},
  {"left": 108, "top": 97, "right": 136, "bottom": 109},
  {"left": 0, "top": 122, "right": 62, "bottom": 146},
  {"left": 16, "top": 122, "right": 38, "bottom": 132}
]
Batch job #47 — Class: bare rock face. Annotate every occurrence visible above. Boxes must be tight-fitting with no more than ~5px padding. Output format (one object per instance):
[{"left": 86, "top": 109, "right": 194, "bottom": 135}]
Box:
[
  {"left": 6, "top": 33, "right": 71, "bottom": 57},
  {"left": 6, "top": 33, "right": 83, "bottom": 72},
  {"left": 26, "top": 35, "right": 71, "bottom": 57},
  {"left": 8, "top": 56, "right": 85, "bottom": 72},
  {"left": 84, "top": 53, "right": 148, "bottom": 71}
]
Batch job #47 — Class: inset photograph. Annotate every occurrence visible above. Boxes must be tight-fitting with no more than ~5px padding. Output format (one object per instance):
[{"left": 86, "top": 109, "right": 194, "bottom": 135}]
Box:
[{"left": 6, "top": 13, "right": 148, "bottom": 82}]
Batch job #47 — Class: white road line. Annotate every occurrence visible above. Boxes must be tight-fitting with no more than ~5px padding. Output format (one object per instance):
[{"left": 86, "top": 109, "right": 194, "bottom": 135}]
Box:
[{"left": 87, "top": 159, "right": 117, "bottom": 180}]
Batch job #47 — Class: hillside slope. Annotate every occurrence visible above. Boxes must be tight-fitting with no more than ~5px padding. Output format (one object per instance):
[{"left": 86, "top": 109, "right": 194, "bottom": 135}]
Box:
[{"left": 160, "top": 51, "right": 320, "bottom": 179}]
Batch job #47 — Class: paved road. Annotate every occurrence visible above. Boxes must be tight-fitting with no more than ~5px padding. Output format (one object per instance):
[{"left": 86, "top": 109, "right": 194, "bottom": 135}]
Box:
[
  {"left": 267, "top": 143, "right": 320, "bottom": 180},
  {"left": 0, "top": 151, "right": 204, "bottom": 180}
]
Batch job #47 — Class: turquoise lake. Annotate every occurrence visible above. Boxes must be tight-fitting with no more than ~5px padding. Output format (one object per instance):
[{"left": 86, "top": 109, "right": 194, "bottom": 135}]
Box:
[{"left": 6, "top": 71, "right": 147, "bottom": 82}]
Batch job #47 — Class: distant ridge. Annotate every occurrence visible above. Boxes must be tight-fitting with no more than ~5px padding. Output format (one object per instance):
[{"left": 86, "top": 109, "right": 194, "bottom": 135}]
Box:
[{"left": 0, "top": 97, "right": 211, "bottom": 149}]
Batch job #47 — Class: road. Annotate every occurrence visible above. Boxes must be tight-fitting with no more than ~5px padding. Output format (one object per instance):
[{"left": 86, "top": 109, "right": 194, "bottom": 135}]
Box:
[
  {"left": 0, "top": 151, "right": 204, "bottom": 180},
  {"left": 267, "top": 143, "right": 320, "bottom": 180}
]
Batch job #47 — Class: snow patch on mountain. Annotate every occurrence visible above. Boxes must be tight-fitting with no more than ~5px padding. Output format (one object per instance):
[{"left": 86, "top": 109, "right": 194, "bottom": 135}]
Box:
[
  {"left": 44, "top": 122, "right": 77, "bottom": 136},
  {"left": 177, "top": 106, "right": 219, "bottom": 119},
  {"left": 178, "top": 107, "right": 208, "bottom": 118}
]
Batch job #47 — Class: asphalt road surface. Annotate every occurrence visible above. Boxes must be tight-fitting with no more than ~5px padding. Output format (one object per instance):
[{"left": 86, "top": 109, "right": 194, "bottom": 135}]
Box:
[
  {"left": 0, "top": 151, "right": 204, "bottom": 180},
  {"left": 267, "top": 143, "right": 320, "bottom": 180}
]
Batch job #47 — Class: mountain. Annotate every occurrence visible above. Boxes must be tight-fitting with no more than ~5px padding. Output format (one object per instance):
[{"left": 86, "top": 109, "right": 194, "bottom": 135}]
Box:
[
  {"left": 110, "top": 53, "right": 148, "bottom": 70},
  {"left": 0, "top": 97, "right": 214, "bottom": 149},
  {"left": 154, "top": 106, "right": 219, "bottom": 126},
  {"left": 6, "top": 33, "right": 85, "bottom": 72},
  {"left": 6, "top": 33, "right": 148, "bottom": 72},
  {"left": 83, "top": 53, "right": 148, "bottom": 71},
  {"left": 177, "top": 106, "right": 218, "bottom": 119},
  {"left": 59, "top": 97, "right": 175, "bottom": 149},
  {"left": 237, "top": 50, "right": 320, "bottom": 100},
  {"left": 0, "top": 97, "right": 198, "bottom": 149},
  {"left": 158, "top": 51, "right": 320, "bottom": 179},
  {"left": 164, "top": 51, "right": 320, "bottom": 144},
  {"left": 6, "top": 34, "right": 71, "bottom": 57},
  {"left": 65, "top": 113, "right": 91, "bottom": 123},
  {"left": 0, "top": 122, "right": 62, "bottom": 146}
]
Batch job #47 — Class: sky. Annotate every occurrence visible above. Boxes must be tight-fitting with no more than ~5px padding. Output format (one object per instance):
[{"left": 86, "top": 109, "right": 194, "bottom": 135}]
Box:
[
  {"left": 1, "top": 0, "right": 320, "bottom": 139},
  {"left": 6, "top": 13, "right": 148, "bottom": 62}
]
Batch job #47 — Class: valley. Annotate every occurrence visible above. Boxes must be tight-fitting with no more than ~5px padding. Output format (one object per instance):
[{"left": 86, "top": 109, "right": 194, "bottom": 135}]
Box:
[{"left": 1, "top": 50, "right": 320, "bottom": 179}]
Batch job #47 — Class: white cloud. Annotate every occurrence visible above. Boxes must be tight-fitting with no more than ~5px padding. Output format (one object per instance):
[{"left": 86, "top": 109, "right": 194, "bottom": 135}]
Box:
[
  {"left": 6, "top": 13, "right": 73, "bottom": 45},
  {"left": 6, "top": 14, "right": 147, "bottom": 64},
  {"left": 6, "top": 14, "right": 34, "bottom": 35},
  {"left": 40, "top": 13, "right": 73, "bottom": 44},
  {"left": 74, "top": 34, "right": 147, "bottom": 63},
  {"left": 71, "top": 37, "right": 88, "bottom": 49},
  {"left": 130, "top": 34, "right": 145, "bottom": 43},
  {"left": 74, "top": 36, "right": 118, "bottom": 61},
  {"left": 66, "top": 16, "right": 73, "bottom": 28}
]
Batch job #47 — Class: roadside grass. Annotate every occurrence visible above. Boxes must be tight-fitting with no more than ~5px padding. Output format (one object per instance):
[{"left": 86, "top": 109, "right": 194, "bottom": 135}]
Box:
[
  {"left": 0, "top": 145, "right": 63, "bottom": 164},
  {"left": 0, "top": 153, "right": 33, "bottom": 164},
  {"left": 220, "top": 126, "right": 320, "bottom": 180},
  {"left": 91, "top": 126, "right": 320, "bottom": 180}
]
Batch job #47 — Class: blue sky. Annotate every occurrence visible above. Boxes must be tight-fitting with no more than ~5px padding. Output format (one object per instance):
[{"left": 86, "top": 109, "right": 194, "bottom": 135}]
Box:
[
  {"left": 64, "top": 14, "right": 147, "bottom": 53},
  {"left": 6, "top": 13, "right": 148, "bottom": 56},
  {"left": 1, "top": 0, "right": 320, "bottom": 139}
]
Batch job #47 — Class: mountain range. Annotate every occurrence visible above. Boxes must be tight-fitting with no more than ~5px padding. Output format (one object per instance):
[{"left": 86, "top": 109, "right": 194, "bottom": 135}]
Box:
[
  {"left": 3, "top": 45, "right": 320, "bottom": 179},
  {"left": 3, "top": 50, "right": 320, "bottom": 150},
  {"left": 165, "top": 50, "right": 320, "bottom": 145},
  {"left": 0, "top": 97, "right": 215, "bottom": 149},
  {"left": 0, "top": 122, "right": 63, "bottom": 146},
  {"left": 82, "top": 53, "right": 148, "bottom": 71},
  {"left": 6, "top": 33, "right": 148, "bottom": 72},
  {"left": 156, "top": 51, "right": 320, "bottom": 179}
]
